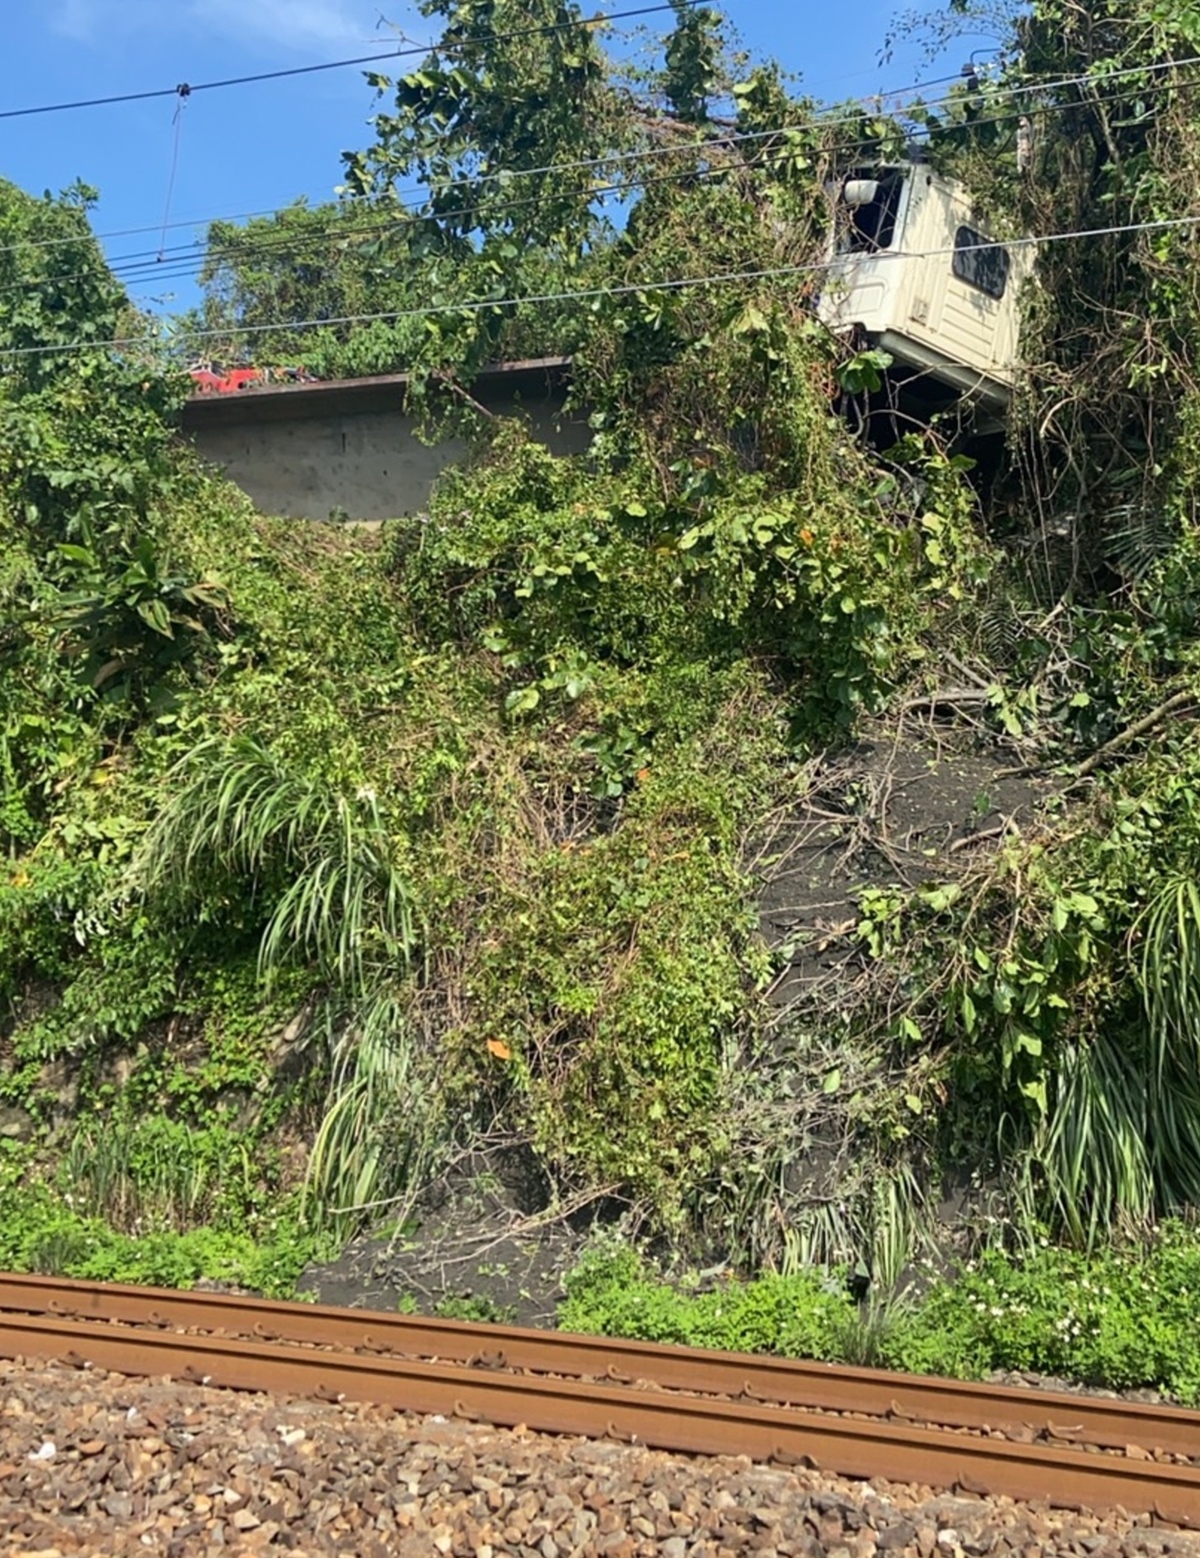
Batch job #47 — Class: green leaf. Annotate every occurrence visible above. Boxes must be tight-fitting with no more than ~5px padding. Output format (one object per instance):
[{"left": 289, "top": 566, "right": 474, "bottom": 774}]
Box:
[
  {"left": 57, "top": 544, "right": 96, "bottom": 566},
  {"left": 732, "top": 303, "right": 770, "bottom": 336},
  {"left": 504, "top": 686, "right": 540, "bottom": 716},
  {"left": 919, "top": 883, "right": 962, "bottom": 913},
  {"left": 136, "top": 599, "right": 174, "bottom": 638},
  {"left": 821, "top": 1067, "right": 842, "bottom": 1095}
]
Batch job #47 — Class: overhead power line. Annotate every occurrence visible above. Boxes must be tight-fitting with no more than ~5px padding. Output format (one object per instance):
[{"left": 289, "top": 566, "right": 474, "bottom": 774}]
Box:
[
  {"left": 0, "top": 1, "right": 700, "bottom": 123},
  {"left": 3, "top": 56, "right": 1191, "bottom": 305},
  {"left": 2, "top": 41, "right": 1191, "bottom": 287},
  {"left": 4, "top": 213, "right": 1198, "bottom": 364},
  {"left": 2, "top": 70, "right": 983, "bottom": 260},
  {"left": 0, "top": 61, "right": 993, "bottom": 261}
]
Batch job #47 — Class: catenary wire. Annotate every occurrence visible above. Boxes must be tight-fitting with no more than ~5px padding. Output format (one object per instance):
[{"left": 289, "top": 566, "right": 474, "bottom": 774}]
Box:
[
  {"left": 13, "top": 36, "right": 1165, "bottom": 265},
  {"left": 156, "top": 90, "right": 191, "bottom": 263},
  {"left": 5, "top": 38, "right": 1195, "bottom": 294},
  {"left": 3, "top": 212, "right": 1198, "bottom": 364},
  {"left": 7, "top": 55, "right": 1184, "bottom": 303},
  {"left": 19, "top": 37, "right": 1184, "bottom": 272},
  {"left": 0, "top": 3, "right": 700, "bottom": 123},
  {"left": 4, "top": 46, "right": 1190, "bottom": 300},
  {"left": 0, "top": 68, "right": 994, "bottom": 263},
  {"left": 0, "top": 21, "right": 1185, "bottom": 170},
  {"left": 10, "top": 59, "right": 1195, "bottom": 304}
]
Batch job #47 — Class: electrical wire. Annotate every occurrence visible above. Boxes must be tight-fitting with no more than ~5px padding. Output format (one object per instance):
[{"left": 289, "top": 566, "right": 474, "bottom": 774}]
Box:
[
  {"left": 1, "top": 71, "right": 983, "bottom": 263},
  {"left": 3, "top": 40, "right": 1192, "bottom": 293},
  {"left": 25, "top": 36, "right": 1186, "bottom": 274},
  {"left": 6, "top": 57, "right": 1182, "bottom": 290},
  {"left": 0, "top": 59, "right": 990, "bottom": 263},
  {"left": 3, "top": 211, "right": 1198, "bottom": 364},
  {"left": 156, "top": 88, "right": 191, "bottom": 263},
  {"left": 0, "top": 2, "right": 701, "bottom": 123},
  {"left": 6, "top": 31, "right": 1199, "bottom": 304},
  {"left": 11, "top": 56, "right": 1198, "bottom": 305}
]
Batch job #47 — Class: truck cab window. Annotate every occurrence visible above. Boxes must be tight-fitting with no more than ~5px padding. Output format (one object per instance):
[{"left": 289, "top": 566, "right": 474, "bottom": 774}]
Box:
[
  {"left": 840, "top": 172, "right": 905, "bottom": 253},
  {"left": 952, "top": 226, "right": 1010, "bottom": 299}
]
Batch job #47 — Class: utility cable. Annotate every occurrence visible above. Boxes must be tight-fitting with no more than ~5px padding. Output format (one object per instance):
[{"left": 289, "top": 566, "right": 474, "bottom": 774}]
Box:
[
  {"left": 0, "top": 56, "right": 996, "bottom": 262},
  {"left": 13, "top": 59, "right": 1199, "bottom": 304},
  {"left": 2, "top": 79, "right": 972, "bottom": 263},
  {"left": 2, "top": 42, "right": 1190, "bottom": 286},
  {"left": 10, "top": 50, "right": 1190, "bottom": 294},
  {"left": 156, "top": 87, "right": 191, "bottom": 263},
  {"left": 0, "top": 2, "right": 701, "bottom": 122},
  {"left": 15, "top": 39, "right": 1182, "bottom": 270},
  {"left": 5, "top": 40, "right": 1198, "bottom": 300},
  {"left": 3, "top": 211, "right": 1198, "bottom": 364}
]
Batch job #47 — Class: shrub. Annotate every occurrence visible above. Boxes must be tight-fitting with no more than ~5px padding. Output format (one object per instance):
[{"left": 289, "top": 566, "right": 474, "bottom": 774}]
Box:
[{"left": 559, "top": 1240, "right": 855, "bottom": 1358}]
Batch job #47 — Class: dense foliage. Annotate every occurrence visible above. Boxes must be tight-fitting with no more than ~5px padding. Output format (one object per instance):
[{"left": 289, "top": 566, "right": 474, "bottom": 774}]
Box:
[
  {"left": 816, "top": 0, "right": 1200, "bottom": 1252},
  {"left": 10, "top": 0, "right": 1200, "bottom": 1356},
  {"left": 186, "top": 199, "right": 595, "bottom": 378}
]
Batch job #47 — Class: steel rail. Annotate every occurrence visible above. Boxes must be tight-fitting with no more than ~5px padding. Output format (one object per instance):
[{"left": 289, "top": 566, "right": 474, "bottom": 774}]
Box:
[
  {"left": 0, "top": 1272, "right": 1197, "bottom": 1461},
  {"left": 4, "top": 1308, "right": 1200, "bottom": 1524}
]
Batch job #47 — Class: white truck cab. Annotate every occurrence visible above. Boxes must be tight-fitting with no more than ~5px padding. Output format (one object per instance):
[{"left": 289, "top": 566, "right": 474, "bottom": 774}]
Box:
[{"left": 817, "top": 161, "right": 1031, "bottom": 413}]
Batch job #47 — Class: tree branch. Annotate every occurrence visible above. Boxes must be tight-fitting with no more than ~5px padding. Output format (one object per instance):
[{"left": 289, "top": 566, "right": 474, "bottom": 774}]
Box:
[{"left": 1073, "top": 688, "right": 1198, "bottom": 779}]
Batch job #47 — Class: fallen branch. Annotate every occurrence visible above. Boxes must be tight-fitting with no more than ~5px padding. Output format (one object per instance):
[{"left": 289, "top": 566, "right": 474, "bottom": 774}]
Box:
[
  {"left": 1072, "top": 688, "right": 1198, "bottom": 779},
  {"left": 943, "top": 653, "right": 993, "bottom": 691},
  {"left": 948, "top": 820, "right": 1012, "bottom": 854},
  {"left": 900, "top": 687, "right": 993, "bottom": 713},
  {"left": 431, "top": 370, "right": 498, "bottom": 422}
]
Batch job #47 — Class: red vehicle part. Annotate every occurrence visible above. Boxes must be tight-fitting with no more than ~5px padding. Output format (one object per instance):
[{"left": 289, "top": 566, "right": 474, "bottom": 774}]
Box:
[{"left": 188, "top": 364, "right": 265, "bottom": 395}]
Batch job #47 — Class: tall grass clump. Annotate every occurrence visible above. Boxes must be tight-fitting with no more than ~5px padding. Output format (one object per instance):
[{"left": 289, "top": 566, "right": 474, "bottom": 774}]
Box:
[
  {"left": 301, "top": 990, "right": 446, "bottom": 1240},
  {"left": 134, "top": 734, "right": 417, "bottom": 993},
  {"left": 1040, "top": 872, "right": 1200, "bottom": 1244},
  {"left": 1137, "top": 876, "right": 1200, "bottom": 1207},
  {"left": 132, "top": 734, "right": 434, "bottom": 1233}
]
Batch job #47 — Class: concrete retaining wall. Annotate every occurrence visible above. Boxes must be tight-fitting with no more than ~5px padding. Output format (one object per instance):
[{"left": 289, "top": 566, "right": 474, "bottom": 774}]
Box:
[{"left": 181, "top": 360, "right": 587, "bottom": 521}]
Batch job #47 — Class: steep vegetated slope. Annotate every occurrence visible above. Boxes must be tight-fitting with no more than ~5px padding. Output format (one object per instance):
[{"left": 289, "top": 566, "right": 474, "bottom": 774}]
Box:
[{"left": 6, "top": 0, "right": 1200, "bottom": 1351}]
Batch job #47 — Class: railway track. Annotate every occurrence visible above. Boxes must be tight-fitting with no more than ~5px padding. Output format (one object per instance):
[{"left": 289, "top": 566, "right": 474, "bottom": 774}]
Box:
[{"left": 1, "top": 1272, "right": 1199, "bottom": 1525}]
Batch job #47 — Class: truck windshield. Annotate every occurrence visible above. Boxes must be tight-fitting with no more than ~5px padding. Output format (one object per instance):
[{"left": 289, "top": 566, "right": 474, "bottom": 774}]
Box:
[{"left": 842, "top": 171, "right": 905, "bottom": 253}]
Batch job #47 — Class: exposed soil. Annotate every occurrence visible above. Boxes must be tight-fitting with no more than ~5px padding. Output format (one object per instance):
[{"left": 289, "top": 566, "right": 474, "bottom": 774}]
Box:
[
  {"left": 305, "top": 723, "right": 1058, "bottom": 1330},
  {"left": 752, "top": 724, "right": 1056, "bottom": 1011},
  {"left": 301, "top": 1148, "right": 590, "bottom": 1328}
]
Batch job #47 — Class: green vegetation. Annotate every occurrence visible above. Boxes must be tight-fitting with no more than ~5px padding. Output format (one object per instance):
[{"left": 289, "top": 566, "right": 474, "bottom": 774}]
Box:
[
  {"left": 433, "top": 1293, "right": 517, "bottom": 1325},
  {"left": 560, "top": 1230, "right": 1200, "bottom": 1404},
  {"left": 886, "top": 1232, "right": 1200, "bottom": 1400},
  {"left": 185, "top": 200, "right": 591, "bottom": 378},
  {"left": 0, "top": 1141, "right": 321, "bottom": 1297},
  {"left": 560, "top": 1239, "right": 856, "bottom": 1359},
  {"left": 9, "top": 0, "right": 1200, "bottom": 1395}
]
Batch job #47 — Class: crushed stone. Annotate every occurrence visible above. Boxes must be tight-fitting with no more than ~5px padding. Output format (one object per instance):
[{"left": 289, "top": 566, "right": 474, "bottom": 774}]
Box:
[{"left": 1, "top": 1356, "right": 1198, "bottom": 1556}]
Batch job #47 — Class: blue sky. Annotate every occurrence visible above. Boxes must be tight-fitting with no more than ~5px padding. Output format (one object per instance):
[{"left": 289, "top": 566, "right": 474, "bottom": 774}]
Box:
[{"left": 0, "top": 0, "right": 968, "bottom": 316}]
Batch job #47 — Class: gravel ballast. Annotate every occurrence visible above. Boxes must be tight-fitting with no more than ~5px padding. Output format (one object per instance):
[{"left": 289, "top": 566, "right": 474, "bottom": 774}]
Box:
[{"left": 2, "top": 1356, "right": 1200, "bottom": 1557}]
